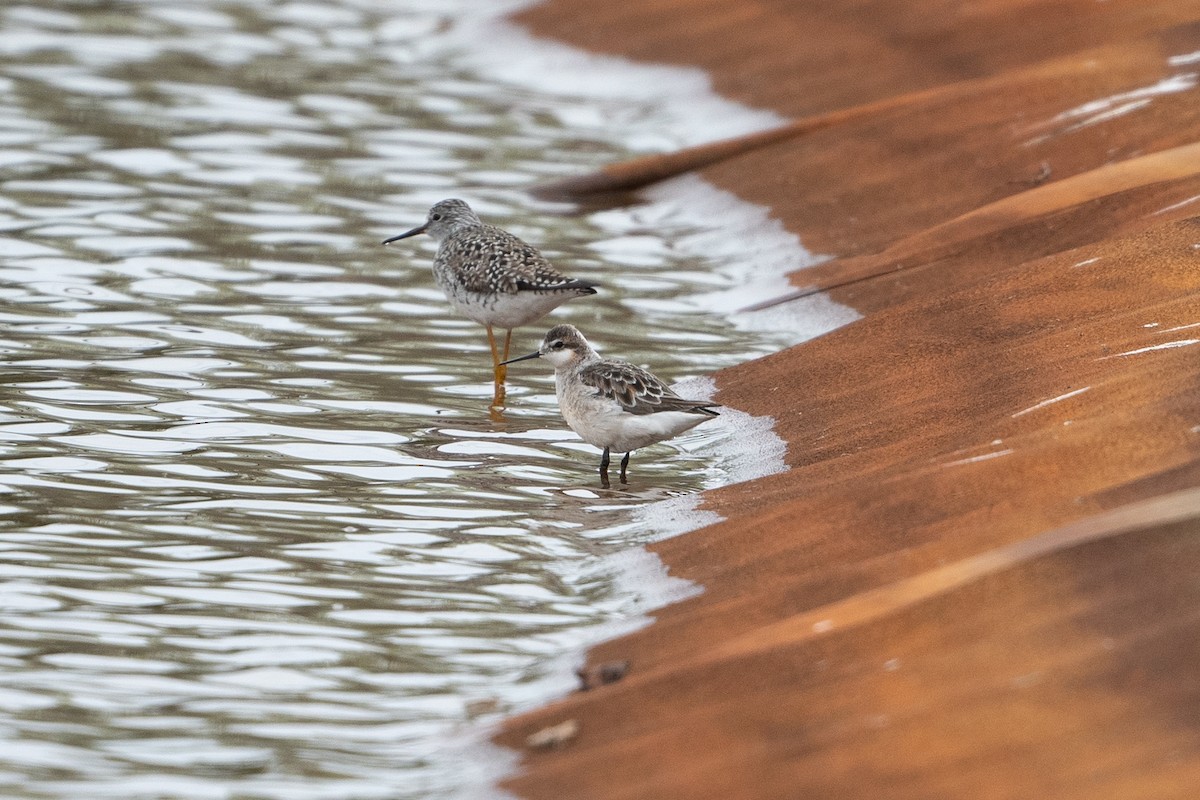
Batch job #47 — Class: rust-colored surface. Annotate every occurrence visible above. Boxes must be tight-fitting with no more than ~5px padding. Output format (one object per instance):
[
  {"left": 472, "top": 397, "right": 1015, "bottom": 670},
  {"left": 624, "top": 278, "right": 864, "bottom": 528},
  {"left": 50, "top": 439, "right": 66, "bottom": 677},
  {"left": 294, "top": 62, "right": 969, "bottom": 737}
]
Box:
[{"left": 498, "top": 1, "right": 1200, "bottom": 798}]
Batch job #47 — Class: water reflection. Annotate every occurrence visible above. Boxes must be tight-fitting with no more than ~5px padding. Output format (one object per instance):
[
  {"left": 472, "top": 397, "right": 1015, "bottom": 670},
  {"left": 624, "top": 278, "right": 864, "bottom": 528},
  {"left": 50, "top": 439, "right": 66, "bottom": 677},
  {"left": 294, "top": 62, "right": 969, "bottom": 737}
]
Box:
[{"left": 0, "top": 1, "right": 826, "bottom": 798}]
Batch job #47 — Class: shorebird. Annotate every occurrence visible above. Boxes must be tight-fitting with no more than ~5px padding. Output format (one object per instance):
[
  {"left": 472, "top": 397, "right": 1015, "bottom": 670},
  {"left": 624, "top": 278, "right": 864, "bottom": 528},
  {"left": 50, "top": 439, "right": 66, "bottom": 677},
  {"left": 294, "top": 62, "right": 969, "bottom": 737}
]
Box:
[
  {"left": 382, "top": 199, "right": 597, "bottom": 406},
  {"left": 502, "top": 324, "right": 719, "bottom": 488}
]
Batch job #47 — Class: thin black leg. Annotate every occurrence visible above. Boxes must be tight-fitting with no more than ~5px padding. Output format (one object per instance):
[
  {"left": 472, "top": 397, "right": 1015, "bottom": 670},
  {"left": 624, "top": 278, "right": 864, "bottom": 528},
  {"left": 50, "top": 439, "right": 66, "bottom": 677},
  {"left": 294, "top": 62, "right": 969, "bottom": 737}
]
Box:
[
  {"left": 619, "top": 451, "right": 630, "bottom": 485},
  {"left": 599, "top": 447, "right": 611, "bottom": 489}
]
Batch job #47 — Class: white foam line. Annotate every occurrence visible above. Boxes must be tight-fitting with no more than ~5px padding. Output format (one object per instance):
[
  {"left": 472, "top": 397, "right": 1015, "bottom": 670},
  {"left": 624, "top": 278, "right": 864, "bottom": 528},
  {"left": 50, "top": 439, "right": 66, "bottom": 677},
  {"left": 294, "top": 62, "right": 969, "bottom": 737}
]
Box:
[
  {"left": 1011, "top": 386, "right": 1091, "bottom": 418},
  {"left": 1024, "top": 72, "right": 1198, "bottom": 145},
  {"left": 1048, "top": 74, "right": 1198, "bottom": 126},
  {"left": 644, "top": 174, "right": 862, "bottom": 340},
  {"left": 941, "top": 448, "right": 1014, "bottom": 468},
  {"left": 1151, "top": 194, "right": 1200, "bottom": 215},
  {"left": 1169, "top": 50, "right": 1200, "bottom": 66},
  {"left": 398, "top": 2, "right": 785, "bottom": 148},
  {"left": 1100, "top": 339, "right": 1200, "bottom": 359}
]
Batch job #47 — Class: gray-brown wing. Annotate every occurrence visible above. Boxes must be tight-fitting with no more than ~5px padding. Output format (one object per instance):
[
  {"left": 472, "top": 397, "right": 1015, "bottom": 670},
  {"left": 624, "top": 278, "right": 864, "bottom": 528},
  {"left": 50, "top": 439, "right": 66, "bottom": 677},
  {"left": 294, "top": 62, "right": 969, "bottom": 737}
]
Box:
[
  {"left": 439, "top": 225, "right": 590, "bottom": 295},
  {"left": 578, "top": 360, "right": 719, "bottom": 417}
]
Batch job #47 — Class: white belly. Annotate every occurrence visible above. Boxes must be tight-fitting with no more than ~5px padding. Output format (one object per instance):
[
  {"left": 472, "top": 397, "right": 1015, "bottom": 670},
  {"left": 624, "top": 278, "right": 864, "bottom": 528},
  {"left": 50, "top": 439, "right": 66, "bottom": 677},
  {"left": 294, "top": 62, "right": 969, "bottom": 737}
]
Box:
[
  {"left": 437, "top": 278, "right": 579, "bottom": 330},
  {"left": 556, "top": 375, "right": 711, "bottom": 453}
]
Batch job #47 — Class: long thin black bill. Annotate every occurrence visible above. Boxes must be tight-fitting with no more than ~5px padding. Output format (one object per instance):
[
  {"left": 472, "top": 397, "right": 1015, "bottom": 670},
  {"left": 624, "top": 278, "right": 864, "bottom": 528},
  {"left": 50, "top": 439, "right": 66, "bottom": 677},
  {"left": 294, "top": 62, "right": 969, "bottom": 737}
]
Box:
[
  {"left": 381, "top": 224, "right": 426, "bottom": 245},
  {"left": 499, "top": 351, "right": 541, "bottom": 366}
]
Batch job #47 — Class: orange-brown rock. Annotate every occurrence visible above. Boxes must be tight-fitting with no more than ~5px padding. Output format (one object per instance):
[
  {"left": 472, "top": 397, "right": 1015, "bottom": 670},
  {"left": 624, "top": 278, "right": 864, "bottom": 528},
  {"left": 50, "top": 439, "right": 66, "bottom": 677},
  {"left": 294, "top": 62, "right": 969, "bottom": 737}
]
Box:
[{"left": 497, "top": 1, "right": 1200, "bottom": 798}]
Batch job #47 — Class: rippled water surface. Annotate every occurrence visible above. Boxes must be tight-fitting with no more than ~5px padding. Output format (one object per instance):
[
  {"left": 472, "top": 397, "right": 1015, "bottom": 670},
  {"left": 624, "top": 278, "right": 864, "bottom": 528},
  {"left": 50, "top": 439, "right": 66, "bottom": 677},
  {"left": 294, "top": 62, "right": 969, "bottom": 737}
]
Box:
[{"left": 0, "top": 2, "right": 830, "bottom": 798}]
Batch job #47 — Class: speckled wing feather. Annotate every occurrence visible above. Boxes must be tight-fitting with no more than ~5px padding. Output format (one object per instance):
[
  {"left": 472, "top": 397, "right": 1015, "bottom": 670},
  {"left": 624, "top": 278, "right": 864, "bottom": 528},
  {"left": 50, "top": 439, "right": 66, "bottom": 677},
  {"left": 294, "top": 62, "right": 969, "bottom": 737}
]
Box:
[
  {"left": 439, "top": 224, "right": 592, "bottom": 295},
  {"left": 578, "top": 360, "right": 720, "bottom": 417}
]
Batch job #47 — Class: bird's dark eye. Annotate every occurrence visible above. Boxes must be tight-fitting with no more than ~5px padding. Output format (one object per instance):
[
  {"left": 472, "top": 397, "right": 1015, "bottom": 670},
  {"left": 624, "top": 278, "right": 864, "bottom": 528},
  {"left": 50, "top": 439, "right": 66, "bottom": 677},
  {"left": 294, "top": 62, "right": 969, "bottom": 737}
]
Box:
[
  {"left": 431, "top": 213, "right": 442, "bottom": 221},
  {"left": 551, "top": 341, "right": 565, "bottom": 350}
]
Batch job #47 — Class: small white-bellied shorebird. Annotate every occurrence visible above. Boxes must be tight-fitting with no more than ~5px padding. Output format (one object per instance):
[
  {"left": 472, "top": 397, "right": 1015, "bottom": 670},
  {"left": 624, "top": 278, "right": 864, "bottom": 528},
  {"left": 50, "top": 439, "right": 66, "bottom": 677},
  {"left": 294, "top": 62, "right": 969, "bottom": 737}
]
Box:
[
  {"left": 382, "top": 199, "right": 597, "bottom": 407},
  {"left": 502, "top": 324, "right": 719, "bottom": 488}
]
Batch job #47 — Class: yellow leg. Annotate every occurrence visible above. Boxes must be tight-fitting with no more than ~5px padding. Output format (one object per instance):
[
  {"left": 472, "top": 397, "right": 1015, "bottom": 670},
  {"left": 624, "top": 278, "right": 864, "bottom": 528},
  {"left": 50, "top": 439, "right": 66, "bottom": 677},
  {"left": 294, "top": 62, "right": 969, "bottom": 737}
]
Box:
[
  {"left": 486, "top": 326, "right": 506, "bottom": 407},
  {"left": 499, "top": 329, "right": 512, "bottom": 384}
]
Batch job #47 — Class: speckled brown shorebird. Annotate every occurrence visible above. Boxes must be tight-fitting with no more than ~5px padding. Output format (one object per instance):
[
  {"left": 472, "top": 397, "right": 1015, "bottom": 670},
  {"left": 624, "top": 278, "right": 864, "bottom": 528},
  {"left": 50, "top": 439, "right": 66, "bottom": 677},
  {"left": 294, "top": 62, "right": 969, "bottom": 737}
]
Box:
[
  {"left": 383, "top": 199, "right": 597, "bottom": 406},
  {"left": 502, "top": 324, "right": 720, "bottom": 488}
]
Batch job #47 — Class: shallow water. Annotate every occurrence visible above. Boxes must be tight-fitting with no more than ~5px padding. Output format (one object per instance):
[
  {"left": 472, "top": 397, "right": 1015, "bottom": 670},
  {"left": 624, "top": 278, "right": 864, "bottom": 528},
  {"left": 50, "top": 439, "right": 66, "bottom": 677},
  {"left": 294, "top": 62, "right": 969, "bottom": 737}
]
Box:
[{"left": 0, "top": 2, "right": 846, "bottom": 798}]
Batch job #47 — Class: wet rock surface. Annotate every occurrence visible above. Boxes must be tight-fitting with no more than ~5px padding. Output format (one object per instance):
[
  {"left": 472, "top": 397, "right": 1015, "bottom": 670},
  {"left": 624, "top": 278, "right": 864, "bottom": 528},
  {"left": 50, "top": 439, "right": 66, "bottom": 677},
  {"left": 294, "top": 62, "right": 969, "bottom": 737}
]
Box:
[{"left": 499, "top": 1, "right": 1200, "bottom": 797}]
